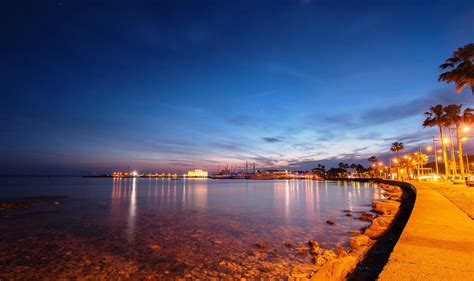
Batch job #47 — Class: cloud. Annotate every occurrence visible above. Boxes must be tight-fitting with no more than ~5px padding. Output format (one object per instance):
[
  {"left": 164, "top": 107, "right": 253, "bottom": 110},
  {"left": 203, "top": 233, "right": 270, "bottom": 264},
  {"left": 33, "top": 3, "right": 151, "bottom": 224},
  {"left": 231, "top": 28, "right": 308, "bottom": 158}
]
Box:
[
  {"left": 262, "top": 137, "right": 282, "bottom": 143},
  {"left": 320, "top": 88, "right": 472, "bottom": 129}
]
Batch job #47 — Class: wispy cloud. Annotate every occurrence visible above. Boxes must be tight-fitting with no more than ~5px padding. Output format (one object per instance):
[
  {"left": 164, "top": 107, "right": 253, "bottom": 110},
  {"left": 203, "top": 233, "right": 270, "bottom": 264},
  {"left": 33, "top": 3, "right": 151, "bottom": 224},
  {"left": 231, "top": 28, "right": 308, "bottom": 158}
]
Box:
[{"left": 262, "top": 137, "right": 282, "bottom": 143}]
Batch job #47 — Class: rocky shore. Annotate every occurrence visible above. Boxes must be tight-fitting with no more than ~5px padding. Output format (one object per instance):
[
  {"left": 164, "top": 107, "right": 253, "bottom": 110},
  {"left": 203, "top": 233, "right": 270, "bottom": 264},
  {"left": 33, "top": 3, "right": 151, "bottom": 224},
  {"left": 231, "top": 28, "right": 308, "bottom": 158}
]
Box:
[
  {"left": 0, "top": 182, "right": 412, "bottom": 280},
  {"left": 288, "top": 182, "right": 409, "bottom": 280}
]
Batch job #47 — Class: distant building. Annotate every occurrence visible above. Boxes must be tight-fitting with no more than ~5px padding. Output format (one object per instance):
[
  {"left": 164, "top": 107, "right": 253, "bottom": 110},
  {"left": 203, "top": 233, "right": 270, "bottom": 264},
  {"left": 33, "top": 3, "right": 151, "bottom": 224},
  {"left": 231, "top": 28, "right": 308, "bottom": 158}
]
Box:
[{"left": 187, "top": 169, "right": 208, "bottom": 178}]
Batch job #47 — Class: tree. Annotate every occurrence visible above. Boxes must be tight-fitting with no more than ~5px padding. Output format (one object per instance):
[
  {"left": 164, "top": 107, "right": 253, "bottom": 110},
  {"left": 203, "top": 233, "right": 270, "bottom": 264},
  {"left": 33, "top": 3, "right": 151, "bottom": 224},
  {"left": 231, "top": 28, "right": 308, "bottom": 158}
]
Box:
[
  {"left": 367, "top": 156, "right": 378, "bottom": 177},
  {"left": 390, "top": 142, "right": 404, "bottom": 159},
  {"left": 439, "top": 43, "right": 474, "bottom": 96},
  {"left": 312, "top": 164, "right": 326, "bottom": 178},
  {"left": 368, "top": 156, "right": 378, "bottom": 164},
  {"left": 423, "top": 105, "right": 450, "bottom": 176},
  {"left": 443, "top": 104, "right": 474, "bottom": 179}
]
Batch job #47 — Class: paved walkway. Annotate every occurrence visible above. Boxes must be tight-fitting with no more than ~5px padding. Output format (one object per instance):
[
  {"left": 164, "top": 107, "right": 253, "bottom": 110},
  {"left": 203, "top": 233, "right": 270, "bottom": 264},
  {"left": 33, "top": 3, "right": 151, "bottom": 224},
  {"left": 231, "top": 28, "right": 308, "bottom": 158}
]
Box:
[{"left": 378, "top": 181, "right": 474, "bottom": 281}]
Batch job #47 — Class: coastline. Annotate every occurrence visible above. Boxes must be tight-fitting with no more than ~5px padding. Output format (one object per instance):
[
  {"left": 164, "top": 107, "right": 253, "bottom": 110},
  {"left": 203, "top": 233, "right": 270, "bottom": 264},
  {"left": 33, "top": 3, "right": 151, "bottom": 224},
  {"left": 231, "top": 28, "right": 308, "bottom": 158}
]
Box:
[
  {"left": 0, "top": 178, "right": 414, "bottom": 279},
  {"left": 378, "top": 180, "right": 474, "bottom": 280},
  {"left": 297, "top": 180, "right": 415, "bottom": 280}
]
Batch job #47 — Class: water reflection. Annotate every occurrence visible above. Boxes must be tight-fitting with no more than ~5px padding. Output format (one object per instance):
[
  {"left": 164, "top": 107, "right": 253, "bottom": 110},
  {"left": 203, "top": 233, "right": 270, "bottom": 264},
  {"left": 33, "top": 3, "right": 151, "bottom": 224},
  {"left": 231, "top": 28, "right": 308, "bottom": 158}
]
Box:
[
  {"left": 127, "top": 178, "right": 136, "bottom": 240},
  {"left": 108, "top": 179, "right": 384, "bottom": 243},
  {"left": 0, "top": 177, "right": 386, "bottom": 279},
  {"left": 110, "top": 180, "right": 383, "bottom": 219}
]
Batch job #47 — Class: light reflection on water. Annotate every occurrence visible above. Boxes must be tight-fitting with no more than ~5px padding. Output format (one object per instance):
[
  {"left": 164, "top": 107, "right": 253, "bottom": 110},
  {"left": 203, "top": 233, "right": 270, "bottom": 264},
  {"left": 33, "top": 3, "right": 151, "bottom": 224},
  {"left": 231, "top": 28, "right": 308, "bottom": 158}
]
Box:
[
  {"left": 0, "top": 177, "right": 383, "bottom": 278},
  {"left": 106, "top": 178, "right": 381, "bottom": 232}
]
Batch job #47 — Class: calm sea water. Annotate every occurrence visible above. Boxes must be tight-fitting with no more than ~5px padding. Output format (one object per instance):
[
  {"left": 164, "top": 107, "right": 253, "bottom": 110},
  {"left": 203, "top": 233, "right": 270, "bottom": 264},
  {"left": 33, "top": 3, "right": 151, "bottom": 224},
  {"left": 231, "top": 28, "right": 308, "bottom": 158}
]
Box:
[{"left": 0, "top": 177, "right": 383, "bottom": 279}]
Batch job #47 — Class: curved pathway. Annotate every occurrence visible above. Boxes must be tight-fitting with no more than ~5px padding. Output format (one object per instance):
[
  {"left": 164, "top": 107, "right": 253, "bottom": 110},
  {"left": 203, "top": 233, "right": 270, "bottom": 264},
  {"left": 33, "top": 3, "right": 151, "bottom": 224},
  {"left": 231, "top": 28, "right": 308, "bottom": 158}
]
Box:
[{"left": 378, "top": 180, "right": 474, "bottom": 281}]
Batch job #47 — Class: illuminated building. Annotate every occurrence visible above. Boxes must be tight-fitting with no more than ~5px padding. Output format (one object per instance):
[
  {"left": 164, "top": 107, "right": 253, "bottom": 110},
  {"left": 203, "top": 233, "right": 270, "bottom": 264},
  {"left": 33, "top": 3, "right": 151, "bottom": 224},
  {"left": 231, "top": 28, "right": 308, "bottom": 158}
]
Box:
[{"left": 187, "top": 169, "right": 209, "bottom": 178}]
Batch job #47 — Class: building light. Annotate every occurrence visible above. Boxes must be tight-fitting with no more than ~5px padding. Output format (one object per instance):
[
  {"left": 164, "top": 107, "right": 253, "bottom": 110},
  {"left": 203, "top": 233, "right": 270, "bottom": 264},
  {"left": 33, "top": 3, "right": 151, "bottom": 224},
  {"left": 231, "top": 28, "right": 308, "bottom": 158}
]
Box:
[{"left": 187, "top": 169, "right": 208, "bottom": 178}]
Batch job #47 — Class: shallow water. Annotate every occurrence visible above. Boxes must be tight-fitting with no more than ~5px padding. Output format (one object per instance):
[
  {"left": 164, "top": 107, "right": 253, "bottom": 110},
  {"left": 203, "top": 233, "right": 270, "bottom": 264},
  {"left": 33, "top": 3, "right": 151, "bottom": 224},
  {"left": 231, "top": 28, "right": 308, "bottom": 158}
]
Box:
[{"left": 0, "top": 177, "right": 383, "bottom": 279}]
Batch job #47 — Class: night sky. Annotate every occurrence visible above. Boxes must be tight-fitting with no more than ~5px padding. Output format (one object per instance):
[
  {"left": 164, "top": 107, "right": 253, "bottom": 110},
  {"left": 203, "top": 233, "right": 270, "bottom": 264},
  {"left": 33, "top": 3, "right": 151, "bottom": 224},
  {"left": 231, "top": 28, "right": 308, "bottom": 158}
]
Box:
[{"left": 1, "top": 0, "right": 473, "bottom": 175}]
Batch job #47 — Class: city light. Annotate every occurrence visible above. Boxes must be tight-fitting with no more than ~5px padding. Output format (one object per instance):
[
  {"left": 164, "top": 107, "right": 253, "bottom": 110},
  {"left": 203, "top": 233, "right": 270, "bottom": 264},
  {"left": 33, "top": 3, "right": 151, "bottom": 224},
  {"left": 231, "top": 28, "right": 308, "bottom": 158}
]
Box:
[
  {"left": 442, "top": 138, "right": 450, "bottom": 144},
  {"left": 462, "top": 125, "right": 470, "bottom": 132},
  {"left": 426, "top": 146, "right": 432, "bottom": 151}
]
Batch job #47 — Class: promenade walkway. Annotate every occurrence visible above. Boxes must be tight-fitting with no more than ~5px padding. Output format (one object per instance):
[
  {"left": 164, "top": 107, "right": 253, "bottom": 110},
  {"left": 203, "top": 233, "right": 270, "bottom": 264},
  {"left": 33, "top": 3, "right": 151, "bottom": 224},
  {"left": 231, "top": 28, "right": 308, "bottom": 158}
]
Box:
[{"left": 378, "top": 181, "right": 474, "bottom": 281}]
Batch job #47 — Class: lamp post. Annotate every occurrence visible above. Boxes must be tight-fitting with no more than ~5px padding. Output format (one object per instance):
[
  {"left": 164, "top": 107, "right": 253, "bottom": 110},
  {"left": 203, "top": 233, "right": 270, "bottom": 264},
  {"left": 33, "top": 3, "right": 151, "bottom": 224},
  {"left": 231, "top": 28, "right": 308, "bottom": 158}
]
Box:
[
  {"left": 427, "top": 140, "right": 439, "bottom": 176},
  {"left": 391, "top": 158, "right": 399, "bottom": 180}
]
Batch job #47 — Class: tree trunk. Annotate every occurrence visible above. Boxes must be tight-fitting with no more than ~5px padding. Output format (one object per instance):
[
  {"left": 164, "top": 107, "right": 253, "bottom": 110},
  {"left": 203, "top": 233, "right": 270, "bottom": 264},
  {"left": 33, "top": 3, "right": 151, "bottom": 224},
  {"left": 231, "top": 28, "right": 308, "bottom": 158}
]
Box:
[
  {"left": 456, "top": 124, "right": 465, "bottom": 180},
  {"left": 439, "top": 125, "right": 450, "bottom": 176}
]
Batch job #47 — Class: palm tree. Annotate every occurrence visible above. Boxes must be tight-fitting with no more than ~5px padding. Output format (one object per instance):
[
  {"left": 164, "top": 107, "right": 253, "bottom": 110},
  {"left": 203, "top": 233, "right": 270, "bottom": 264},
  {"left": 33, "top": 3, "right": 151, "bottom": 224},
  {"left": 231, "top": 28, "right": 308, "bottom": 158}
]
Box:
[
  {"left": 368, "top": 156, "right": 378, "bottom": 164},
  {"left": 423, "top": 105, "right": 450, "bottom": 176},
  {"left": 443, "top": 104, "right": 474, "bottom": 179},
  {"left": 368, "top": 156, "right": 378, "bottom": 177},
  {"left": 390, "top": 142, "right": 404, "bottom": 159},
  {"left": 439, "top": 43, "right": 474, "bottom": 96}
]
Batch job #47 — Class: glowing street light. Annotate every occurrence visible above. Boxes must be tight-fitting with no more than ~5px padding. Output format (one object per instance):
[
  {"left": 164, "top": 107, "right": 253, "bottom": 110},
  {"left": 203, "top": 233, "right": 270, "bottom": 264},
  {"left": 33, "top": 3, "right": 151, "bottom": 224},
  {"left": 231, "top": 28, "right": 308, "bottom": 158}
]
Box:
[
  {"left": 462, "top": 125, "right": 471, "bottom": 132},
  {"left": 442, "top": 138, "right": 450, "bottom": 144}
]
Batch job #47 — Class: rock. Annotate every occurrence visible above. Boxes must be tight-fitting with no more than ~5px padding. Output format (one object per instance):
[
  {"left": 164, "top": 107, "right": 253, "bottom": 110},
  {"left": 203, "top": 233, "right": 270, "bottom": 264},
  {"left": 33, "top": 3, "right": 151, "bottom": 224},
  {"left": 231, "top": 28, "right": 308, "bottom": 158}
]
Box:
[
  {"left": 326, "top": 220, "right": 335, "bottom": 225},
  {"left": 345, "top": 213, "right": 352, "bottom": 217},
  {"left": 343, "top": 209, "right": 352, "bottom": 213},
  {"left": 364, "top": 216, "right": 394, "bottom": 239},
  {"left": 149, "top": 243, "right": 161, "bottom": 251},
  {"left": 372, "top": 199, "right": 400, "bottom": 215},
  {"left": 296, "top": 247, "right": 308, "bottom": 254},
  {"left": 349, "top": 235, "right": 370, "bottom": 248},
  {"left": 284, "top": 241, "right": 292, "bottom": 247},
  {"left": 308, "top": 240, "right": 322, "bottom": 254},
  {"left": 254, "top": 242, "right": 268, "bottom": 249},
  {"left": 355, "top": 212, "right": 374, "bottom": 221},
  {"left": 321, "top": 250, "right": 337, "bottom": 261},
  {"left": 311, "top": 246, "right": 322, "bottom": 255},
  {"left": 312, "top": 255, "right": 358, "bottom": 281},
  {"left": 350, "top": 229, "right": 362, "bottom": 235},
  {"left": 314, "top": 255, "right": 326, "bottom": 266},
  {"left": 334, "top": 248, "right": 349, "bottom": 258}
]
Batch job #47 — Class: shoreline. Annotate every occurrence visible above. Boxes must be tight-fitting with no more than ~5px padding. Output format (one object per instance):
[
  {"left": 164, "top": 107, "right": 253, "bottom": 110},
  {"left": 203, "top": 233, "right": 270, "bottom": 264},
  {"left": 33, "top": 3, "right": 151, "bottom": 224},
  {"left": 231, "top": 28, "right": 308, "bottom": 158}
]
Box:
[
  {"left": 378, "top": 180, "right": 474, "bottom": 280},
  {"left": 0, "top": 179, "right": 415, "bottom": 279},
  {"left": 299, "top": 180, "right": 415, "bottom": 280}
]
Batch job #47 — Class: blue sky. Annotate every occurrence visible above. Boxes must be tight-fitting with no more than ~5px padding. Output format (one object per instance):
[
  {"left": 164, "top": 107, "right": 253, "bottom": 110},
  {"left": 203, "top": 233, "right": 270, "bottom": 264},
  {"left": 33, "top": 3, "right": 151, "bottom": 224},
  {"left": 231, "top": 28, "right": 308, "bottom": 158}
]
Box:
[{"left": 1, "top": 0, "right": 473, "bottom": 175}]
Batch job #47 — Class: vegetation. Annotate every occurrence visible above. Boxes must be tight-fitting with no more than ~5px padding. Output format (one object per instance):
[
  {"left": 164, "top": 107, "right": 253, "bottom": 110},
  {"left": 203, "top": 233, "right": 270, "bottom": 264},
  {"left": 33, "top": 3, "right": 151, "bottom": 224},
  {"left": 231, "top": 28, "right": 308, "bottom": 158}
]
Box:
[
  {"left": 443, "top": 104, "right": 474, "bottom": 179},
  {"left": 390, "top": 142, "right": 404, "bottom": 159},
  {"left": 423, "top": 105, "right": 451, "bottom": 176},
  {"left": 367, "top": 156, "right": 378, "bottom": 164},
  {"left": 439, "top": 43, "right": 474, "bottom": 96}
]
